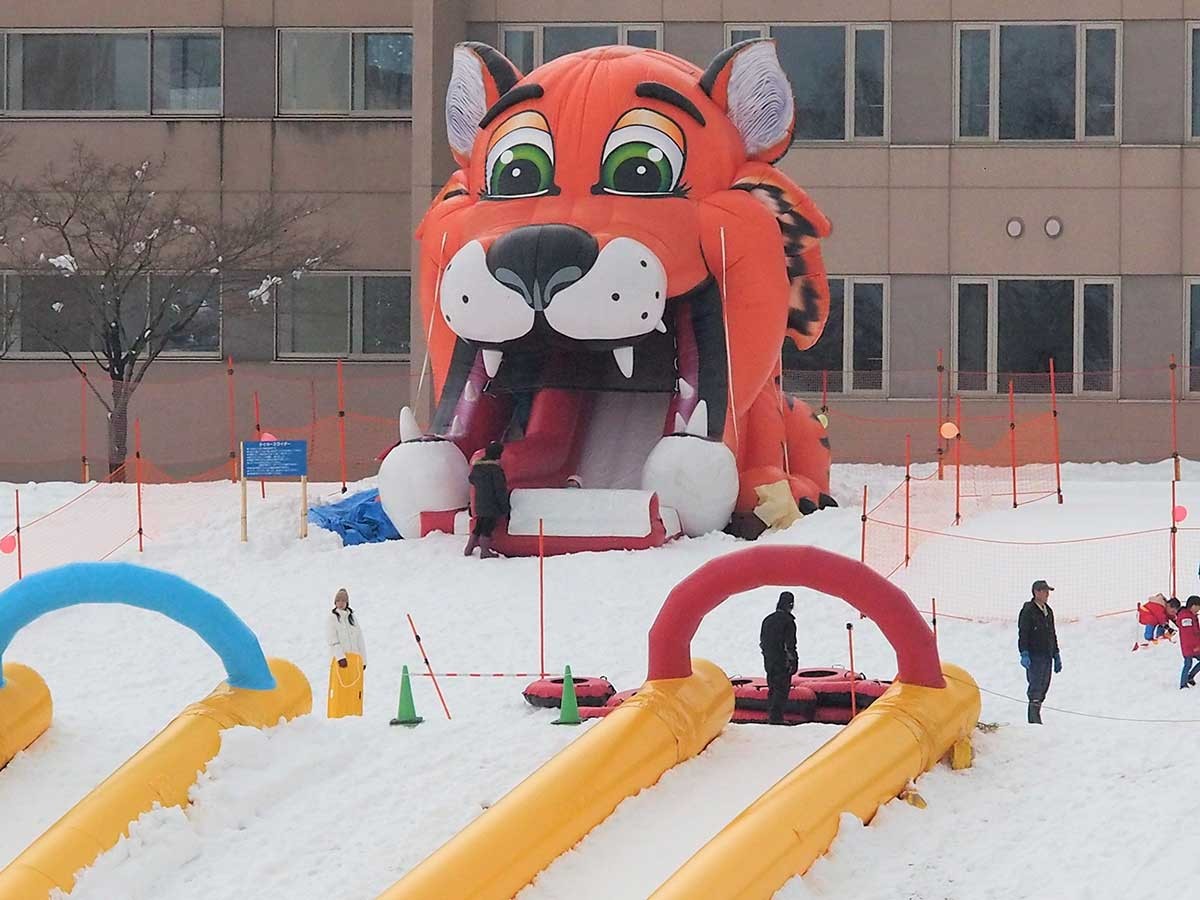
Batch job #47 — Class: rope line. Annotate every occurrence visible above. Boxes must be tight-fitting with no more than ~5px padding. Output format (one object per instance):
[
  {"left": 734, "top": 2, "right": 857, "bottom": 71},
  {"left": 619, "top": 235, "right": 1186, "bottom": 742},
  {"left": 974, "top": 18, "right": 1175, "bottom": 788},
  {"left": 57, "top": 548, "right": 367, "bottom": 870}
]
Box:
[{"left": 945, "top": 672, "right": 1200, "bottom": 724}]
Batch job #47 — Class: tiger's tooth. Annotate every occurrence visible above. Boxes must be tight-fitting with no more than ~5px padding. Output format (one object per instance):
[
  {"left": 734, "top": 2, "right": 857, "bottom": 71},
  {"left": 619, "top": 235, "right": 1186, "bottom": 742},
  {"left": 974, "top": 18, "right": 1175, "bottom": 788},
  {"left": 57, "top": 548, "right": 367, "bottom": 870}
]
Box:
[
  {"left": 685, "top": 400, "right": 709, "bottom": 438},
  {"left": 673, "top": 412, "right": 687, "bottom": 433},
  {"left": 450, "top": 415, "right": 464, "bottom": 436},
  {"left": 678, "top": 377, "right": 695, "bottom": 400},
  {"left": 613, "top": 346, "right": 634, "bottom": 378},
  {"left": 482, "top": 349, "right": 503, "bottom": 378},
  {"left": 398, "top": 405, "right": 421, "bottom": 442},
  {"left": 463, "top": 381, "right": 480, "bottom": 402},
  {"left": 654, "top": 320, "right": 667, "bottom": 333}
]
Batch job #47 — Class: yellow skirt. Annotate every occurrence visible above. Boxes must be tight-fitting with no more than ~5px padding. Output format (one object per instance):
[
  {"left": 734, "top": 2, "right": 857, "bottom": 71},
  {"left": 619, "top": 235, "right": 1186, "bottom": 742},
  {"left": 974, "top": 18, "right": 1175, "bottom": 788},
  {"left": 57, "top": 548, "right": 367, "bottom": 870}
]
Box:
[{"left": 327, "top": 653, "right": 364, "bottom": 718}]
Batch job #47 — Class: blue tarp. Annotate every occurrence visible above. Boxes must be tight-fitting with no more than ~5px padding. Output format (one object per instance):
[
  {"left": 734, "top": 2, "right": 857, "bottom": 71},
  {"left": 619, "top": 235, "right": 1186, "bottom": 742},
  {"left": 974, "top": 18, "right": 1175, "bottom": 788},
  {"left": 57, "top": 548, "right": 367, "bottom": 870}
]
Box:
[{"left": 308, "top": 489, "right": 400, "bottom": 546}]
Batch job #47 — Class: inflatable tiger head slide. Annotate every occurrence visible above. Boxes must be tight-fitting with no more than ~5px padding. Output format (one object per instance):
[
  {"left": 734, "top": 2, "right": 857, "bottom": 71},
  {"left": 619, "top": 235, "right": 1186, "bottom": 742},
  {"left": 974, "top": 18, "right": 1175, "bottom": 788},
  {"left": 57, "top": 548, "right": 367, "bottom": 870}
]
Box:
[{"left": 380, "top": 39, "right": 836, "bottom": 540}]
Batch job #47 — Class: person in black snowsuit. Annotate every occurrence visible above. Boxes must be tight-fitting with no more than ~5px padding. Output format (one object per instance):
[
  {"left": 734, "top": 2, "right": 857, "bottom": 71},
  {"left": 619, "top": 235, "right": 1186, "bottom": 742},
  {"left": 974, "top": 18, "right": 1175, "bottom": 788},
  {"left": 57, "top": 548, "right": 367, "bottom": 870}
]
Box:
[
  {"left": 1018, "top": 579, "right": 1061, "bottom": 724},
  {"left": 760, "top": 591, "right": 798, "bottom": 724},
  {"left": 465, "top": 441, "right": 510, "bottom": 559}
]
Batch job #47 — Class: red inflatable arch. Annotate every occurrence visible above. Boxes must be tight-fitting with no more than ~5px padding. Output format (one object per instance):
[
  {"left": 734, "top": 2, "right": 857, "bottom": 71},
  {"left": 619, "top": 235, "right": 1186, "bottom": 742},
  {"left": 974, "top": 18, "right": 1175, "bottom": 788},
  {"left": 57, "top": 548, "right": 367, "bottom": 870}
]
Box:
[{"left": 646, "top": 546, "right": 944, "bottom": 688}]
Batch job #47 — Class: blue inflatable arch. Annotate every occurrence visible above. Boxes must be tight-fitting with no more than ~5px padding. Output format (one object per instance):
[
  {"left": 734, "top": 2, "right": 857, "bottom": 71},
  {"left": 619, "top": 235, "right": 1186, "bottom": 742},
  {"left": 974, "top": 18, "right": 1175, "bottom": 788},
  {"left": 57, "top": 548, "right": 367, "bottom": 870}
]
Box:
[{"left": 0, "top": 562, "right": 275, "bottom": 690}]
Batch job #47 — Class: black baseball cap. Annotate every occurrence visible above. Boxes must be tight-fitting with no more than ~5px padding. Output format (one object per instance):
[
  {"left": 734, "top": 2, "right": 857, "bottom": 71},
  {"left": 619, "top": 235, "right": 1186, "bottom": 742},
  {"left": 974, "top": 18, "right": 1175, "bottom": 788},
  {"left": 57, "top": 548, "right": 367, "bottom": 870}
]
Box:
[{"left": 1031, "top": 580, "right": 1054, "bottom": 593}]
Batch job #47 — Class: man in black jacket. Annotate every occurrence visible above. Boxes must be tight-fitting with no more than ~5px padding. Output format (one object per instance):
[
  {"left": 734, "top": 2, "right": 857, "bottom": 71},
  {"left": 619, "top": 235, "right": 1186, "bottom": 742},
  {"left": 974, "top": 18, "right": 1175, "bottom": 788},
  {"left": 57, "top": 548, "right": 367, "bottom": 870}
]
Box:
[
  {"left": 1018, "top": 579, "right": 1062, "bottom": 724},
  {"left": 465, "top": 441, "right": 510, "bottom": 559},
  {"left": 761, "top": 591, "right": 799, "bottom": 724}
]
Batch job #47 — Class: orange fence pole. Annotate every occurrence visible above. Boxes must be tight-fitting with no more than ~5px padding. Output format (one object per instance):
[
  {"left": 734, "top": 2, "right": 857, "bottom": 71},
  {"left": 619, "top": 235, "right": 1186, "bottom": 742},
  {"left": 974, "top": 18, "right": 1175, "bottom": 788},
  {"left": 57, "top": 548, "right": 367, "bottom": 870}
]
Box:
[
  {"left": 407, "top": 613, "right": 452, "bottom": 720},
  {"left": 1049, "top": 358, "right": 1063, "bottom": 504},
  {"left": 954, "top": 395, "right": 962, "bottom": 525},
  {"left": 337, "top": 359, "right": 348, "bottom": 493},
  {"left": 859, "top": 485, "right": 868, "bottom": 564},
  {"left": 1171, "top": 480, "right": 1179, "bottom": 599},
  {"left": 846, "top": 623, "right": 858, "bottom": 719},
  {"left": 14, "top": 489, "right": 22, "bottom": 581},
  {"left": 539, "top": 518, "right": 546, "bottom": 679},
  {"left": 253, "top": 391, "right": 266, "bottom": 499},
  {"left": 904, "top": 434, "right": 911, "bottom": 568},
  {"left": 936, "top": 349, "right": 945, "bottom": 481},
  {"left": 1008, "top": 379, "right": 1018, "bottom": 509},
  {"left": 79, "top": 371, "right": 89, "bottom": 483},
  {"left": 134, "top": 419, "right": 145, "bottom": 553},
  {"left": 1170, "top": 354, "right": 1181, "bottom": 482},
  {"left": 226, "top": 356, "right": 237, "bottom": 483}
]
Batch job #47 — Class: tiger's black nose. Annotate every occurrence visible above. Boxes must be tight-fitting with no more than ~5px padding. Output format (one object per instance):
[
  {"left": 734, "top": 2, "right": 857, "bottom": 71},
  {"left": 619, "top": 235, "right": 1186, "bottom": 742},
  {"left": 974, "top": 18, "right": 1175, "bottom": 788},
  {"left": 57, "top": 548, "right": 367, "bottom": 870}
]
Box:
[{"left": 486, "top": 224, "right": 599, "bottom": 311}]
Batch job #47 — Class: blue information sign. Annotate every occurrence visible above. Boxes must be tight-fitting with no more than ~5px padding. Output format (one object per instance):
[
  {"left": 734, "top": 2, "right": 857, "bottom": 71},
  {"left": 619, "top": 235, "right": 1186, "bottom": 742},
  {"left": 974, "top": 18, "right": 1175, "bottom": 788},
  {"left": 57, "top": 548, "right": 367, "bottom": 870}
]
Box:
[{"left": 242, "top": 440, "right": 308, "bottom": 478}]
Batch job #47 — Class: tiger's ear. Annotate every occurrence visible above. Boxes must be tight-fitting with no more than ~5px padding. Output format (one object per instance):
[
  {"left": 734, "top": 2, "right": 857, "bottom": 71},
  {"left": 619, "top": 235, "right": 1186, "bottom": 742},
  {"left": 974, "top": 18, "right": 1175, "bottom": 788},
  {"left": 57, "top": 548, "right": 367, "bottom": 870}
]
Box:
[
  {"left": 700, "top": 39, "right": 795, "bottom": 164},
  {"left": 446, "top": 42, "right": 522, "bottom": 168}
]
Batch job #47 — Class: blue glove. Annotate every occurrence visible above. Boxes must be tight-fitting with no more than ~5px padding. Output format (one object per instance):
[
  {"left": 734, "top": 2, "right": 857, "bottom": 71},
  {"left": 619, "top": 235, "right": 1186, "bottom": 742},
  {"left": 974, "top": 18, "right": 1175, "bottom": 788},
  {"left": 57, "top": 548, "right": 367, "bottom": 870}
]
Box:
[
  {"left": 1053, "top": 653, "right": 1062, "bottom": 674},
  {"left": 1020, "top": 651, "right": 1030, "bottom": 669}
]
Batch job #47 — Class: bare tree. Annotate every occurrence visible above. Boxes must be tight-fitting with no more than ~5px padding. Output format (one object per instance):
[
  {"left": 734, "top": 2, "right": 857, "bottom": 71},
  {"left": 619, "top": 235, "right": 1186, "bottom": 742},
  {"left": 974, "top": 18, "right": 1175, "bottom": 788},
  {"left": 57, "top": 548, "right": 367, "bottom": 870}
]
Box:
[
  {"left": 0, "top": 144, "right": 345, "bottom": 477},
  {"left": 0, "top": 133, "right": 17, "bottom": 357}
]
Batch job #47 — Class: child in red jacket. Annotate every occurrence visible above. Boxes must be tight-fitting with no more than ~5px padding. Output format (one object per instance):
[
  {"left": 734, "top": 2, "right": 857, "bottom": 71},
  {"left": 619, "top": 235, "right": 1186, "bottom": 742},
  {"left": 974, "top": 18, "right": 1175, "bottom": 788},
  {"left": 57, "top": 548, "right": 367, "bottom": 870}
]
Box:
[
  {"left": 1177, "top": 596, "right": 1200, "bottom": 689},
  {"left": 1138, "top": 594, "right": 1179, "bottom": 643}
]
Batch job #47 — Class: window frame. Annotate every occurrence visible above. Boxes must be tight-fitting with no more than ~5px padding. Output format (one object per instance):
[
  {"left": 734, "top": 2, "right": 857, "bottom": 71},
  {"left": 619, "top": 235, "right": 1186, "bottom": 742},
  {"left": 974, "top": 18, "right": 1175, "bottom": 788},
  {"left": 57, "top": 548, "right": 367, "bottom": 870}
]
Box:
[
  {"left": 725, "top": 23, "right": 891, "bottom": 143},
  {"left": 273, "top": 271, "right": 412, "bottom": 361},
  {"left": 952, "top": 21, "right": 1122, "bottom": 144},
  {"left": 1185, "top": 278, "right": 1200, "bottom": 394},
  {"left": 274, "top": 27, "right": 414, "bottom": 119},
  {"left": 1187, "top": 23, "right": 1200, "bottom": 142},
  {"left": 783, "top": 275, "right": 890, "bottom": 397},
  {"left": 499, "top": 23, "right": 662, "bottom": 70},
  {"left": 950, "top": 276, "right": 1121, "bottom": 397},
  {"left": 0, "top": 271, "right": 224, "bottom": 360},
  {"left": 1, "top": 28, "right": 224, "bottom": 118}
]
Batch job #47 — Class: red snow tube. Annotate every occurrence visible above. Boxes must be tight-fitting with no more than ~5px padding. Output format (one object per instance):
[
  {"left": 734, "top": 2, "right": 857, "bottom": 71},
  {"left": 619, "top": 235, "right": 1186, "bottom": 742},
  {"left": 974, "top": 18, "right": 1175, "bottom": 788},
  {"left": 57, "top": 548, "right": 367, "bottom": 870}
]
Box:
[
  {"left": 522, "top": 675, "right": 615, "bottom": 709},
  {"left": 729, "top": 668, "right": 890, "bottom": 725},
  {"left": 730, "top": 677, "right": 818, "bottom": 720},
  {"left": 578, "top": 688, "right": 638, "bottom": 720},
  {"left": 796, "top": 668, "right": 890, "bottom": 710}
]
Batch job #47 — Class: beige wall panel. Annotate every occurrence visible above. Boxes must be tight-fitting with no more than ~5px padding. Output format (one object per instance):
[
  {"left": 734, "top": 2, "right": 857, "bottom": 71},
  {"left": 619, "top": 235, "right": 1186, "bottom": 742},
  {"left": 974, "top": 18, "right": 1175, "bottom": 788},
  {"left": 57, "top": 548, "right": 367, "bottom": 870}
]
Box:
[
  {"left": 274, "top": 0, "right": 414, "bottom": 26},
  {"left": 1120, "top": 276, "right": 1183, "bottom": 400},
  {"left": 951, "top": 0, "right": 1121, "bottom": 20},
  {"left": 1123, "top": 20, "right": 1186, "bottom": 144},
  {"left": 275, "top": 192, "right": 412, "bottom": 269},
  {"left": 1185, "top": 0, "right": 1200, "bottom": 16},
  {"left": 890, "top": 148, "right": 951, "bottom": 187},
  {"left": 664, "top": 23, "right": 725, "bottom": 66},
  {"left": 891, "top": 22, "right": 953, "bottom": 145},
  {"left": 467, "top": 0, "right": 500, "bottom": 18},
  {"left": 780, "top": 148, "right": 890, "bottom": 188},
  {"left": 271, "top": 124, "right": 413, "bottom": 193},
  {"left": 1121, "top": 148, "right": 1182, "bottom": 188},
  {"left": 1124, "top": 0, "right": 1184, "bottom": 18},
  {"left": 1182, "top": 149, "right": 1200, "bottom": 187},
  {"left": 1121, "top": 190, "right": 1183, "bottom": 273},
  {"left": 723, "top": 0, "right": 890, "bottom": 21},
  {"left": 808, "top": 188, "right": 889, "bottom": 273},
  {"left": 889, "top": 190, "right": 950, "bottom": 274},
  {"left": 495, "top": 1, "right": 667, "bottom": 21},
  {"left": 222, "top": 0, "right": 274, "bottom": 26},
  {"left": 2, "top": 122, "right": 220, "bottom": 191},
  {"left": 949, "top": 188, "right": 1120, "bottom": 275},
  {"left": 0, "top": 1, "right": 221, "bottom": 27},
  {"left": 664, "top": 0, "right": 723, "bottom": 20},
  {"left": 221, "top": 123, "right": 274, "bottom": 192},
  {"left": 1181, "top": 190, "right": 1200, "bottom": 271},
  {"left": 951, "top": 148, "right": 1120, "bottom": 189},
  {"left": 887, "top": 276, "right": 951, "bottom": 398},
  {"left": 890, "top": 0, "right": 953, "bottom": 20}
]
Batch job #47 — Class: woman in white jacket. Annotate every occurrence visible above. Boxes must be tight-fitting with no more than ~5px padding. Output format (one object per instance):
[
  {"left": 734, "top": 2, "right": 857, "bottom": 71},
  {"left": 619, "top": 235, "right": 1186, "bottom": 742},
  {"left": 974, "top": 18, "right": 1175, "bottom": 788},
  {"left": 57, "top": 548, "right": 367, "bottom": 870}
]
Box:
[{"left": 326, "top": 588, "right": 367, "bottom": 717}]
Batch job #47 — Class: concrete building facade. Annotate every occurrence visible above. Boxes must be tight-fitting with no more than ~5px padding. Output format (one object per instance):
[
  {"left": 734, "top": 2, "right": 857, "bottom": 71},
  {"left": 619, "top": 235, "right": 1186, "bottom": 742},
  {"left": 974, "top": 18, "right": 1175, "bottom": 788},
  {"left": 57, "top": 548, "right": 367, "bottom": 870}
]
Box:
[{"left": 2, "top": 1, "right": 1200, "bottom": 477}]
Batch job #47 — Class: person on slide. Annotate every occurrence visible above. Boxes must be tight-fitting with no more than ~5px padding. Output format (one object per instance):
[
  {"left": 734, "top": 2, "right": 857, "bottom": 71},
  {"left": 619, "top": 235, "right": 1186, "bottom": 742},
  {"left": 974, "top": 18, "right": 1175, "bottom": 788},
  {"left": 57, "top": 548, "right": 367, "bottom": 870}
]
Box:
[
  {"left": 327, "top": 588, "right": 367, "bottom": 718},
  {"left": 760, "top": 592, "right": 798, "bottom": 725},
  {"left": 465, "top": 441, "right": 510, "bottom": 559}
]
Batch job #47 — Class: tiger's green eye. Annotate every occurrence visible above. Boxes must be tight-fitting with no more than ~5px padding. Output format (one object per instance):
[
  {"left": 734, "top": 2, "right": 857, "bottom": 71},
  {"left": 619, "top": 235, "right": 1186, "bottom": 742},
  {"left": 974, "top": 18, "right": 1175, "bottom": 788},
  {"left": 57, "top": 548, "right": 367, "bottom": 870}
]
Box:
[
  {"left": 489, "top": 144, "right": 554, "bottom": 197},
  {"left": 599, "top": 141, "right": 675, "bottom": 195}
]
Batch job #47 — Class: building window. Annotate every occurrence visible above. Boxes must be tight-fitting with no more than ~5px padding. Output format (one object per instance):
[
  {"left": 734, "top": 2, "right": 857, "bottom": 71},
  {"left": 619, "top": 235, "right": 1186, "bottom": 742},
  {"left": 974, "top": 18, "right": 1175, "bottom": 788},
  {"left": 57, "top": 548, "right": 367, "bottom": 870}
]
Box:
[
  {"left": 953, "top": 278, "right": 1118, "bottom": 395},
  {"left": 1, "top": 273, "right": 220, "bottom": 357},
  {"left": 2, "top": 31, "right": 222, "bottom": 115},
  {"left": 277, "top": 30, "right": 413, "bottom": 115},
  {"left": 726, "top": 24, "right": 888, "bottom": 141},
  {"left": 275, "top": 274, "right": 411, "bottom": 358},
  {"left": 500, "top": 24, "right": 662, "bottom": 71},
  {"left": 781, "top": 277, "right": 888, "bottom": 394},
  {"left": 1187, "top": 281, "right": 1200, "bottom": 392},
  {"left": 955, "top": 23, "right": 1119, "bottom": 142},
  {"left": 1189, "top": 25, "right": 1200, "bottom": 139}
]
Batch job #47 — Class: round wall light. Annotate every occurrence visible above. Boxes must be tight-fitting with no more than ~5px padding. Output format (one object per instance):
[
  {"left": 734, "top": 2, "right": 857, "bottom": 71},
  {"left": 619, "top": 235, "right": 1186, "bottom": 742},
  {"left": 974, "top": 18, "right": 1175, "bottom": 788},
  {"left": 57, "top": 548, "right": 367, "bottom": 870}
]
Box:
[
  {"left": 1044, "top": 217, "right": 1063, "bottom": 239},
  {"left": 1006, "top": 218, "right": 1024, "bottom": 238}
]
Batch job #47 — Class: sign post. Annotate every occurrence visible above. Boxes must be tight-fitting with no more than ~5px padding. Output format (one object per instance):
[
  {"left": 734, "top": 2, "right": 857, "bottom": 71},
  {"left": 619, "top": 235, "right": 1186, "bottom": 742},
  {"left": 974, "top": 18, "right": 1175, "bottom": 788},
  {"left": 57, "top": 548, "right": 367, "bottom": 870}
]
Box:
[{"left": 240, "top": 440, "right": 309, "bottom": 542}]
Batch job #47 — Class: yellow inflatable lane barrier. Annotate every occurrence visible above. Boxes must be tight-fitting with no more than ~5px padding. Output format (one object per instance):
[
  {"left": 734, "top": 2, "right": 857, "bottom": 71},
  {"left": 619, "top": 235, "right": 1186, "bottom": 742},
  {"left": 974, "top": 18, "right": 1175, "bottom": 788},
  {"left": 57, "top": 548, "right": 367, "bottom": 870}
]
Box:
[
  {"left": 0, "top": 657, "right": 311, "bottom": 899},
  {"left": 651, "top": 663, "right": 981, "bottom": 899},
  {"left": 0, "top": 662, "right": 52, "bottom": 770},
  {"left": 380, "top": 658, "right": 733, "bottom": 900}
]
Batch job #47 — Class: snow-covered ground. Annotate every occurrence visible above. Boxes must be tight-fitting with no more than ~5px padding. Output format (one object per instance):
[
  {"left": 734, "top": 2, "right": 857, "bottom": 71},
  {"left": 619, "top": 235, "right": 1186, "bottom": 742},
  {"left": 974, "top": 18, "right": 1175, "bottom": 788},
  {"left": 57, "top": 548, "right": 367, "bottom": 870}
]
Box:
[{"left": 0, "top": 463, "right": 1196, "bottom": 899}]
